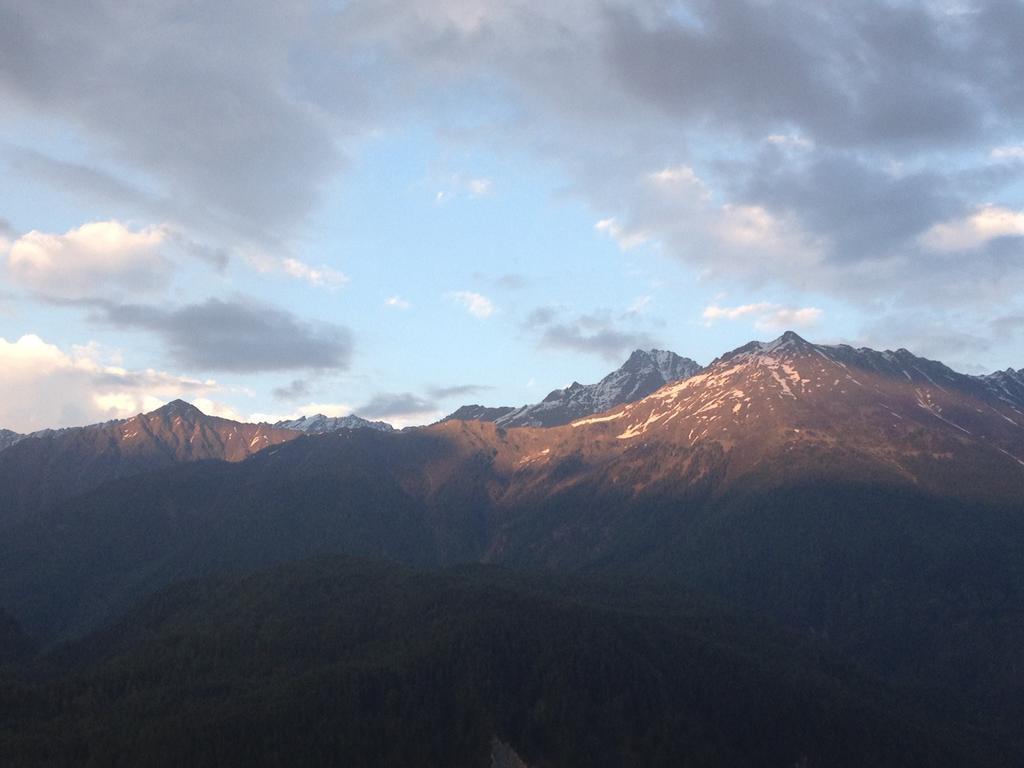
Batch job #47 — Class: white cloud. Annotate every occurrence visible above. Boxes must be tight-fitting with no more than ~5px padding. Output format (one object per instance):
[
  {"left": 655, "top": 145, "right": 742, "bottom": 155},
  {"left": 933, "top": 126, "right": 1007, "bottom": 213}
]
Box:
[
  {"left": 991, "top": 145, "right": 1024, "bottom": 161},
  {"left": 4, "top": 220, "right": 169, "bottom": 299},
  {"left": 702, "top": 302, "right": 776, "bottom": 322},
  {"left": 247, "top": 251, "right": 349, "bottom": 288},
  {"left": 435, "top": 175, "right": 494, "bottom": 203},
  {"left": 919, "top": 205, "right": 1024, "bottom": 252},
  {"left": 449, "top": 290, "right": 494, "bottom": 318},
  {"left": 702, "top": 302, "right": 823, "bottom": 331},
  {"left": 648, "top": 165, "right": 711, "bottom": 200},
  {"left": 281, "top": 258, "right": 350, "bottom": 288},
  {"left": 385, "top": 295, "right": 411, "bottom": 310},
  {"left": 717, "top": 205, "right": 805, "bottom": 254},
  {"left": 627, "top": 295, "right": 652, "bottom": 314},
  {"left": 0, "top": 333, "right": 229, "bottom": 432},
  {"left": 595, "top": 218, "right": 650, "bottom": 250},
  {"left": 467, "top": 177, "right": 493, "bottom": 196},
  {"left": 760, "top": 306, "right": 824, "bottom": 330},
  {"left": 765, "top": 133, "right": 814, "bottom": 150}
]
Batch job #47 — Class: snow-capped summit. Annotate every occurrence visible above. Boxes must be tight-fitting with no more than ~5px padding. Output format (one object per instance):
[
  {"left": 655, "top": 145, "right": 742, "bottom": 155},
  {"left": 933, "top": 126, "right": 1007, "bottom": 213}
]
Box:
[
  {"left": 564, "top": 332, "right": 1024, "bottom": 473},
  {"left": 274, "top": 413, "right": 393, "bottom": 434},
  {"left": 982, "top": 367, "right": 1024, "bottom": 410},
  {"left": 445, "top": 348, "right": 703, "bottom": 428}
]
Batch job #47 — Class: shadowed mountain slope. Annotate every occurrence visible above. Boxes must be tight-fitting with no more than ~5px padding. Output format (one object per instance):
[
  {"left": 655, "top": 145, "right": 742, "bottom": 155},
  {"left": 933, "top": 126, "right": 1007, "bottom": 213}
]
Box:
[{"left": 0, "top": 400, "right": 300, "bottom": 530}]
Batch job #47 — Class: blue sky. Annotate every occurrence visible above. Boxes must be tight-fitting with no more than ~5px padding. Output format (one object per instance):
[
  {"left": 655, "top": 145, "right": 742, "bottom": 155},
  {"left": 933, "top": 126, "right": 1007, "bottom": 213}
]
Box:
[{"left": 0, "top": 1, "right": 1021, "bottom": 431}]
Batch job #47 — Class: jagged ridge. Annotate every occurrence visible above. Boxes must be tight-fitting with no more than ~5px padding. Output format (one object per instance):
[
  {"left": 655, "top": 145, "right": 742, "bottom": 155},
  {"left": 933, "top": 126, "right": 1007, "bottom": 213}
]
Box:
[{"left": 274, "top": 413, "right": 393, "bottom": 433}]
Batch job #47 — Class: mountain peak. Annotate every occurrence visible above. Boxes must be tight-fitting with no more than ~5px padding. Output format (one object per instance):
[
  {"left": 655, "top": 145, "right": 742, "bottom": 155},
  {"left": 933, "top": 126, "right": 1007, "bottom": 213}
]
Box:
[
  {"left": 458, "top": 348, "right": 703, "bottom": 428},
  {"left": 763, "top": 330, "right": 813, "bottom": 352},
  {"left": 151, "top": 399, "right": 206, "bottom": 419}
]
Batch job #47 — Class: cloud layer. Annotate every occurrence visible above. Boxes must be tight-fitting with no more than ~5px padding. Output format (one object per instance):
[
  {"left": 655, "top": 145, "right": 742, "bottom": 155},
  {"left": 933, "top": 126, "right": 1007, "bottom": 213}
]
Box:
[
  {"left": 85, "top": 297, "right": 353, "bottom": 373},
  {"left": 0, "top": 333, "right": 229, "bottom": 432}
]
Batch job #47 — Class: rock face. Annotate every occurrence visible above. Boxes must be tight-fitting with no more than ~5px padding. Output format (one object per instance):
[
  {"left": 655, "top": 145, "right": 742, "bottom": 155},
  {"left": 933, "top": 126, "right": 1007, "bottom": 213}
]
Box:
[
  {"left": 274, "top": 413, "right": 393, "bottom": 433},
  {"left": 444, "top": 349, "right": 703, "bottom": 428}
]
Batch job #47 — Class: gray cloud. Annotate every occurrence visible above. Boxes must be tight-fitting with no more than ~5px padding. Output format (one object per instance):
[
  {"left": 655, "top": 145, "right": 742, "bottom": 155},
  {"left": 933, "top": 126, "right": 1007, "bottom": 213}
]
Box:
[
  {"left": 357, "top": 392, "right": 436, "bottom": 420},
  {"left": 272, "top": 378, "right": 312, "bottom": 401},
  {"left": 525, "top": 305, "right": 659, "bottom": 362},
  {"left": 494, "top": 273, "right": 529, "bottom": 290},
  {"left": 606, "top": 1, "right": 1013, "bottom": 149},
  {"left": 739, "top": 149, "right": 964, "bottom": 263},
  {"left": 0, "top": 1, "right": 340, "bottom": 241},
  {"left": 83, "top": 297, "right": 353, "bottom": 373},
  {"left": 991, "top": 314, "right": 1024, "bottom": 353},
  {"left": 428, "top": 384, "right": 492, "bottom": 400}
]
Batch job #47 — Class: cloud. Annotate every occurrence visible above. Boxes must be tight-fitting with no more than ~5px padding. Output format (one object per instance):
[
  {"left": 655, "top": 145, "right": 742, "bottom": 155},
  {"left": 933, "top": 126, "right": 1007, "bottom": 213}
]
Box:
[
  {"left": 246, "top": 252, "right": 350, "bottom": 289},
  {"left": 765, "top": 133, "right": 814, "bottom": 151},
  {"left": 434, "top": 175, "right": 495, "bottom": 204},
  {"left": 919, "top": 205, "right": 1024, "bottom": 252},
  {"left": 3, "top": 220, "right": 170, "bottom": 299},
  {"left": 991, "top": 145, "right": 1024, "bottom": 162},
  {"left": 281, "top": 258, "right": 350, "bottom": 288},
  {"left": 384, "top": 295, "right": 411, "bottom": 310},
  {"left": 0, "top": 333, "right": 229, "bottom": 432},
  {"left": 626, "top": 295, "right": 652, "bottom": 315},
  {"left": 525, "top": 305, "right": 659, "bottom": 362},
  {"left": 760, "top": 306, "right": 823, "bottom": 331},
  {"left": 271, "top": 378, "right": 311, "bottom": 401},
  {"left": 427, "top": 384, "right": 492, "bottom": 399},
  {"left": 0, "top": 2, "right": 340, "bottom": 240},
  {"left": 0, "top": 217, "right": 14, "bottom": 249},
  {"left": 494, "top": 273, "right": 528, "bottom": 290},
  {"left": 449, "top": 290, "right": 494, "bottom": 318},
  {"left": 5, "top": 0, "right": 1024, "bottom": 371},
  {"left": 250, "top": 402, "right": 354, "bottom": 424},
  {"left": 702, "top": 302, "right": 823, "bottom": 331},
  {"left": 84, "top": 297, "right": 353, "bottom": 373},
  {"left": 356, "top": 392, "right": 441, "bottom": 427},
  {"left": 467, "top": 178, "right": 493, "bottom": 196},
  {"left": 595, "top": 218, "right": 650, "bottom": 251}
]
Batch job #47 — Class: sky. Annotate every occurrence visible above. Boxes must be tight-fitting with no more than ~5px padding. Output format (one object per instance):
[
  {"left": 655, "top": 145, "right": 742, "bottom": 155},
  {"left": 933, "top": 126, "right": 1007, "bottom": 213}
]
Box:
[{"left": 1, "top": 0, "right": 1024, "bottom": 432}]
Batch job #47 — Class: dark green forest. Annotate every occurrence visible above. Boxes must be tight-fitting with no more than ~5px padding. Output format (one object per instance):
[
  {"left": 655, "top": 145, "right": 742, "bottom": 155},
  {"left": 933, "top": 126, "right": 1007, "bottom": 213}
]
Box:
[{"left": 0, "top": 557, "right": 1007, "bottom": 767}]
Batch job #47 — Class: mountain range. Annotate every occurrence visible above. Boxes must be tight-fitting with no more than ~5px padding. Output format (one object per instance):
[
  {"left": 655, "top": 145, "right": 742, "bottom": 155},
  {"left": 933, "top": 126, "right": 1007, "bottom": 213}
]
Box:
[
  {"left": 444, "top": 348, "right": 703, "bottom": 427},
  {"left": 273, "top": 413, "right": 394, "bottom": 433},
  {"left": 1, "top": 331, "right": 1022, "bottom": 764}
]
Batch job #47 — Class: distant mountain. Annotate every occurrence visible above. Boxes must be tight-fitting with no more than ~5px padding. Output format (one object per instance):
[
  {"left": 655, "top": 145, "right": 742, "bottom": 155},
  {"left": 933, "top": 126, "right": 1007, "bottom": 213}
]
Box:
[
  {"left": 0, "top": 429, "right": 24, "bottom": 452},
  {"left": 982, "top": 366, "right": 1024, "bottom": 409},
  {"left": 274, "top": 413, "right": 393, "bottom": 433},
  {"left": 0, "top": 399, "right": 299, "bottom": 530},
  {"left": 442, "top": 404, "right": 516, "bottom": 423},
  {"left": 444, "top": 348, "right": 703, "bottom": 428}
]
